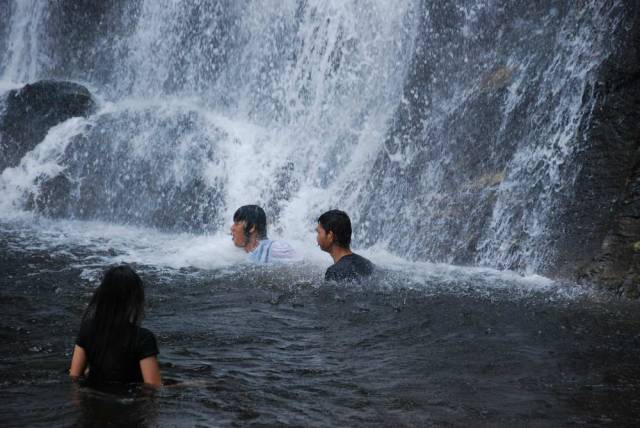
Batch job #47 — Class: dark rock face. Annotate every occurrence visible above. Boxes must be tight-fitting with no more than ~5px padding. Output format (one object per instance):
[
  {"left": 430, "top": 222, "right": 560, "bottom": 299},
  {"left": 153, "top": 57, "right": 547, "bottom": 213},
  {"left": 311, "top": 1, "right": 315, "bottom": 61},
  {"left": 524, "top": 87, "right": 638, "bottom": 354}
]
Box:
[
  {"left": 0, "top": 80, "right": 95, "bottom": 170},
  {"left": 572, "top": 2, "right": 640, "bottom": 296},
  {"left": 578, "top": 165, "right": 640, "bottom": 297}
]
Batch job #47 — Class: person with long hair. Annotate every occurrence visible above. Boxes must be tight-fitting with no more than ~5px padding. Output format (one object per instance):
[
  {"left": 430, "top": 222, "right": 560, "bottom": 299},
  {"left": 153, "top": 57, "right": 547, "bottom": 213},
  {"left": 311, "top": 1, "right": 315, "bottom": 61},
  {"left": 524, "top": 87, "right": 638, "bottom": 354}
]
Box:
[{"left": 69, "top": 265, "right": 161, "bottom": 388}]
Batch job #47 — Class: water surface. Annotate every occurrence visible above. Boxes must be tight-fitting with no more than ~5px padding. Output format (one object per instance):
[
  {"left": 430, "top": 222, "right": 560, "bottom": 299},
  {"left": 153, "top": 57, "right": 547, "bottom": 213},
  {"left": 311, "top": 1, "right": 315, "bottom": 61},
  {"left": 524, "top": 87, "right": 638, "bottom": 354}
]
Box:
[{"left": 1, "top": 219, "right": 640, "bottom": 427}]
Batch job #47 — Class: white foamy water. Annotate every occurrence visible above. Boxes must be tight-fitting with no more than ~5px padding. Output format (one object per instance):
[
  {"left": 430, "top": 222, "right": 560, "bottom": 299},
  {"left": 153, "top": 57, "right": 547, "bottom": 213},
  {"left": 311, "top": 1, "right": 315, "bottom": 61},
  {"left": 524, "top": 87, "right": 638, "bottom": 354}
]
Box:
[
  {"left": 1, "top": 211, "right": 565, "bottom": 298},
  {"left": 0, "top": 116, "right": 90, "bottom": 212}
]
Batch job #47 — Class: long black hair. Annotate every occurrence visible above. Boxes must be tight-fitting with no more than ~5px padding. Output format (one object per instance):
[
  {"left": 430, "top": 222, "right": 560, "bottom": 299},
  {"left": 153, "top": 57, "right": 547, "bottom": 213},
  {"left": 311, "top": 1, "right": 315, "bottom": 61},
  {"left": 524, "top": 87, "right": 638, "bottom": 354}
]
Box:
[{"left": 81, "top": 265, "right": 145, "bottom": 374}]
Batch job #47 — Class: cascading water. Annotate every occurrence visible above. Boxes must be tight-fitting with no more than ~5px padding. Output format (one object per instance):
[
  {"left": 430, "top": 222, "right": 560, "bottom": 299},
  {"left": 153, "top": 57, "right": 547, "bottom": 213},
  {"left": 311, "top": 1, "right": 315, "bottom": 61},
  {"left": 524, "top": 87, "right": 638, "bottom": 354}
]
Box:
[
  {"left": 0, "top": 0, "right": 45, "bottom": 83},
  {"left": 1, "top": 0, "right": 417, "bottom": 253},
  {"left": 0, "top": 0, "right": 635, "bottom": 275},
  {"left": 356, "top": 1, "right": 629, "bottom": 275}
]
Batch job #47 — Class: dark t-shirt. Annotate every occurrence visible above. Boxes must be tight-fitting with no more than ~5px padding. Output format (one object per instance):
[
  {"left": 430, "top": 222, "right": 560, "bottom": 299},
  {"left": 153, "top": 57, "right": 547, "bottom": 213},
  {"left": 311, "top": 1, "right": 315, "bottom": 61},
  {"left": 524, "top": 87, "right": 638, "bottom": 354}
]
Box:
[
  {"left": 325, "top": 253, "right": 375, "bottom": 282},
  {"left": 76, "top": 321, "right": 159, "bottom": 384}
]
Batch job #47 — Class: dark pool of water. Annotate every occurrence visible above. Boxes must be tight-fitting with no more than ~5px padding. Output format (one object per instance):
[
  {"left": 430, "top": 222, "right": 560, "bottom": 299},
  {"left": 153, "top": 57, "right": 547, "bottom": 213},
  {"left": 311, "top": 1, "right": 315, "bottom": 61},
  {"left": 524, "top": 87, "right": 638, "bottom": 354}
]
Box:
[{"left": 2, "top": 226, "right": 640, "bottom": 427}]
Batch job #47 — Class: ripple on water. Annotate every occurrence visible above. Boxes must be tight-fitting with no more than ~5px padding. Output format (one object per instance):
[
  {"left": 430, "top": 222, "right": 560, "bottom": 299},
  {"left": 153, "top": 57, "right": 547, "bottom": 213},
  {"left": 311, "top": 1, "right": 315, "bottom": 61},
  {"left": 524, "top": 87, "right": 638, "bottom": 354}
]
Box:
[{"left": 2, "top": 222, "right": 640, "bottom": 425}]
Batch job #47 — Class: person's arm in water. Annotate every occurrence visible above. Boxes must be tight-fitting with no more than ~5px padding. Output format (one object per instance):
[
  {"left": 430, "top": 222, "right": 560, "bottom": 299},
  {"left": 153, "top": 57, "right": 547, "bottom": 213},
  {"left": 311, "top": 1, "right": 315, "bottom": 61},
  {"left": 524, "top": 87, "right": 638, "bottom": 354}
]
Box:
[
  {"left": 69, "top": 345, "right": 87, "bottom": 380},
  {"left": 140, "top": 355, "right": 162, "bottom": 388}
]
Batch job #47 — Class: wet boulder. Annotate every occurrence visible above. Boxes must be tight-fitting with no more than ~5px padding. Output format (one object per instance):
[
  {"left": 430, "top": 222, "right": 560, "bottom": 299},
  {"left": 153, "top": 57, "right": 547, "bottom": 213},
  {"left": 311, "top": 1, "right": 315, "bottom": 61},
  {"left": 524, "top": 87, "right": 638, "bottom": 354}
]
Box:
[
  {"left": 31, "top": 106, "right": 225, "bottom": 233},
  {"left": 26, "top": 174, "right": 73, "bottom": 218},
  {"left": 0, "top": 80, "right": 95, "bottom": 170}
]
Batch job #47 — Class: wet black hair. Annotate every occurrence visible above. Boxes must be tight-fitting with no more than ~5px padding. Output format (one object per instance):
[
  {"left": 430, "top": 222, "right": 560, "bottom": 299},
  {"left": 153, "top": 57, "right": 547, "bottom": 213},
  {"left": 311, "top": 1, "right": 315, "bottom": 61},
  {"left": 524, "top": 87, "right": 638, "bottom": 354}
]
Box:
[
  {"left": 318, "top": 209, "right": 352, "bottom": 248},
  {"left": 81, "top": 265, "right": 145, "bottom": 376},
  {"left": 233, "top": 205, "right": 268, "bottom": 239}
]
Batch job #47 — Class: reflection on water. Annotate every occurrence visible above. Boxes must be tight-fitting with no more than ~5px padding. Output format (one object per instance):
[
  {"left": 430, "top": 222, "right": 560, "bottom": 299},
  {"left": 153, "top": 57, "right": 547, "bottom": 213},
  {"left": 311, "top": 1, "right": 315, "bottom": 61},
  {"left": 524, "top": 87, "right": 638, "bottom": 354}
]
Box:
[{"left": 2, "top": 221, "right": 640, "bottom": 426}]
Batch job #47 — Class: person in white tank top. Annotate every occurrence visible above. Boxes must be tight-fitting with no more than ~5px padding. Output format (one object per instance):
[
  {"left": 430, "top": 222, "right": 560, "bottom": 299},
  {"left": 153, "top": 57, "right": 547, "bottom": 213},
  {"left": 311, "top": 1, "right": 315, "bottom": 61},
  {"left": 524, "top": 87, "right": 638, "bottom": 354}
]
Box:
[{"left": 230, "top": 205, "right": 300, "bottom": 264}]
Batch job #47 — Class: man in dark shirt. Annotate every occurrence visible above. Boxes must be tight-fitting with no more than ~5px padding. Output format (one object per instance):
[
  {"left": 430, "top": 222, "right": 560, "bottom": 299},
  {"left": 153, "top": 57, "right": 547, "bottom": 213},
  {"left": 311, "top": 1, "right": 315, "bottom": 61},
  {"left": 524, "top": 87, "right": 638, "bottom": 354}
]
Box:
[{"left": 316, "top": 210, "right": 375, "bottom": 282}]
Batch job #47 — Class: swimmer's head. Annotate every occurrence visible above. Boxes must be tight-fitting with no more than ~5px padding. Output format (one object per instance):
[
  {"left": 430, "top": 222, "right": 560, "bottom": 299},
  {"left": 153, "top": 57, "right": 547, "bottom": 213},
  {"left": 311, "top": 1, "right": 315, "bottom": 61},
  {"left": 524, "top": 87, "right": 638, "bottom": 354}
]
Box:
[
  {"left": 317, "top": 209, "right": 351, "bottom": 251},
  {"left": 231, "top": 205, "right": 267, "bottom": 248},
  {"left": 87, "top": 265, "right": 145, "bottom": 325}
]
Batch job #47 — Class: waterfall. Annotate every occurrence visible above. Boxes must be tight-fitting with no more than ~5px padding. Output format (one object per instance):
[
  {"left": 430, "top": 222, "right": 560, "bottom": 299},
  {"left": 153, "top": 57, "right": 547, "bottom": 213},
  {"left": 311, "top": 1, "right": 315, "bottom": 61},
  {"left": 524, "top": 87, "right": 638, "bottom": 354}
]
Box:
[
  {"left": 355, "top": 1, "right": 629, "bottom": 274},
  {"left": 0, "top": 0, "right": 635, "bottom": 276},
  {"left": 0, "top": 0, "right": 46, "bottom": 82}
]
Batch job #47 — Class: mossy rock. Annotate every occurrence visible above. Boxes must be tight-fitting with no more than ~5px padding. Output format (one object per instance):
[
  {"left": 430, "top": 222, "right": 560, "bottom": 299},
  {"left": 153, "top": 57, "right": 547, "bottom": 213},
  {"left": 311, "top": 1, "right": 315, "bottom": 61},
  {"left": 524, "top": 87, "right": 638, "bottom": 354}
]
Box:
[
  {"left": 469, "top": 171, "right": 505, "bottom": 189},
  {"left": 480, "top": 66, "right": 518, "bottom": 91}
]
